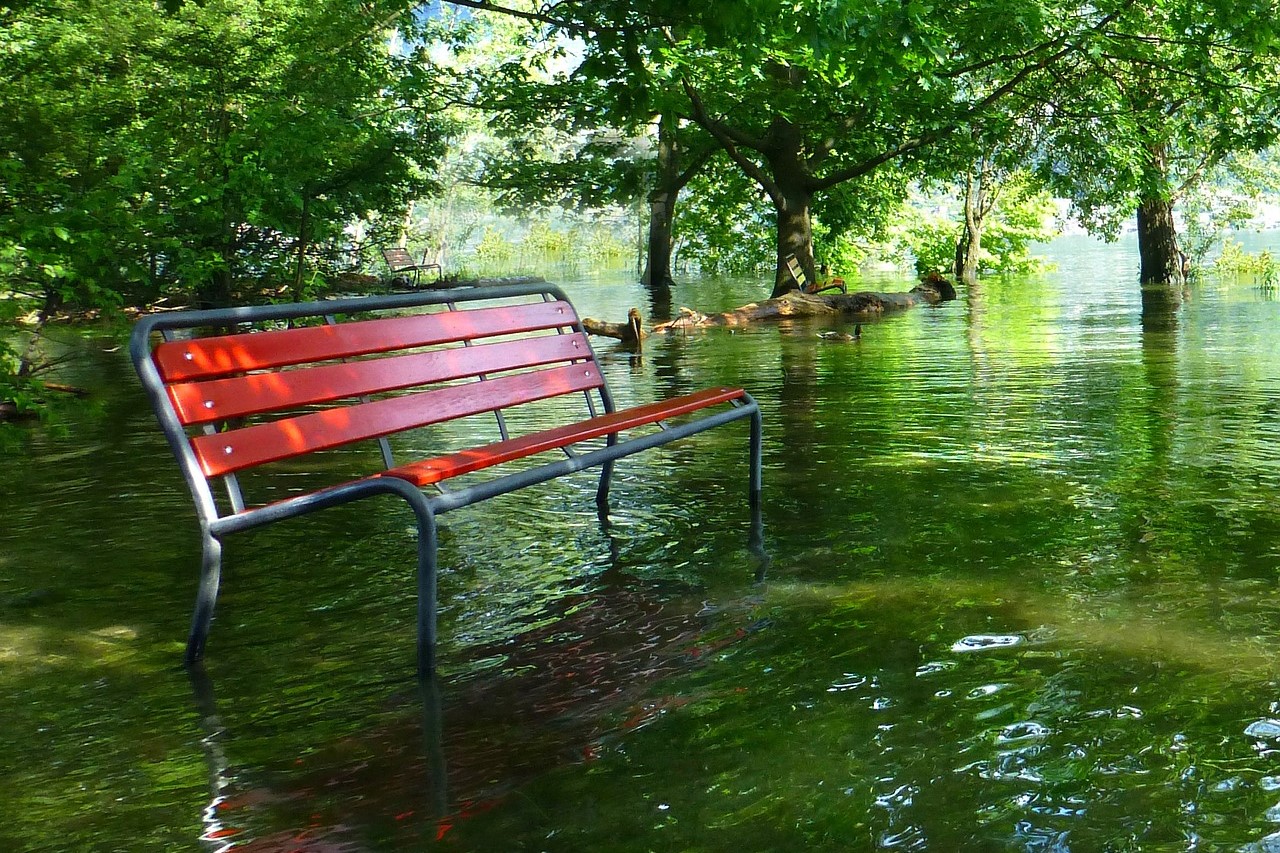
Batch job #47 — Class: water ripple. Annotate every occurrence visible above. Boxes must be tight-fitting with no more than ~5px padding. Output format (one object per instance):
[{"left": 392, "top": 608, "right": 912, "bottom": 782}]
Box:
[{"left": 952, "top": 634, "right": 1026, "bottom": 653}]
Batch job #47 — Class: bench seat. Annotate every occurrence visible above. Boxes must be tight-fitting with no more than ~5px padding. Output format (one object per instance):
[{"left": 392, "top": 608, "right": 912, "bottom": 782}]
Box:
[{"left": 382, "top": 386, "right": 746, "bottom": 487}]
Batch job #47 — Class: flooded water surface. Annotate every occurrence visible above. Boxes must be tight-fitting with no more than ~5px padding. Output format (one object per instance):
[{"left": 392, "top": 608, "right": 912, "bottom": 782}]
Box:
[{"left": 7, "top": 237, "right": 1280, "bottom": 851}]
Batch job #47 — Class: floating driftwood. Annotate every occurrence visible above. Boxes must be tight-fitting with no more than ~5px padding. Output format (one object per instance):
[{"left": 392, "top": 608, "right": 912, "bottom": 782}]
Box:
[
  {"left": 585, "top": 276, "right": 956, "bottom": 341},
  {"left": 581, "top": 308, "right": 646, "bottom": 351}
]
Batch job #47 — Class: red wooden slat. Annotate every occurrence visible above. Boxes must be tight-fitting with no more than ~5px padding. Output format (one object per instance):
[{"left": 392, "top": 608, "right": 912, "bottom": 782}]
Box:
[
  {"left": 190, "top": 363, "right": 605, "bottom": 478},
  {"left": 382, "top": 386, "right": 747, "bottom": 487},
  {"left": 167, "top": 333, "right": 593, "bottom": 425},
  {"left": 153, "top": 300, "right": 579, "bottom": 382}
]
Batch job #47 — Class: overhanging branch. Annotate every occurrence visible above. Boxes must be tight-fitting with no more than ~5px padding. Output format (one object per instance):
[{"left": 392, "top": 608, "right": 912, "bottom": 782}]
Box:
[
  {"left": 813, "top": 1, "right": 1136, "bottom": 192},
  {"left": 681, "top": 77, "right": 783, "bottom": 205}
]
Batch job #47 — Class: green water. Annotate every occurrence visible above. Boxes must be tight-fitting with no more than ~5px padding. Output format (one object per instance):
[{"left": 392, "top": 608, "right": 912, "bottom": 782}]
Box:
[{"left": 6, "top": 236, "right": 1280, "bottom": 851}]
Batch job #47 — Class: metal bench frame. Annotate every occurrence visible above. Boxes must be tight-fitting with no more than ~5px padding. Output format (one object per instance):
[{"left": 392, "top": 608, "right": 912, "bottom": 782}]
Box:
[{"left": 131, "top": 283, "right": 762, "bottom": 676}]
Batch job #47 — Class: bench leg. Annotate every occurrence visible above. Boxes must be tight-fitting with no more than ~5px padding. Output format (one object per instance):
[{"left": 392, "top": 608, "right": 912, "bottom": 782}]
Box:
[
  {"left": 415, "top": 509, "right": 440, "bottom": 679},
  {"left": 185, "top": 532, "right": 223, "bottom": 665},
  {"left": 749, "top": 408, "right": 764, "bottom": 553},
  {"left": 596, "top": 460, "right": 614, "bottom": 515},
  {"left": 596, "top": 434, "right": 618, "bottom": 514}
]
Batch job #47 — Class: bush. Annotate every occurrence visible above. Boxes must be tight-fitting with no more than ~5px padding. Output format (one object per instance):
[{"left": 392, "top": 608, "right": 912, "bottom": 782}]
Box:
[{"left": 1215, "top": 237, "right": 1279, "bottom": 289}]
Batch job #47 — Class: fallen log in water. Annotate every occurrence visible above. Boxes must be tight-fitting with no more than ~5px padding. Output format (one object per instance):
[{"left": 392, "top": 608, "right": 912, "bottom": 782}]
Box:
[
  {"left": 581, "top": 307, "right": 646, "bottom": 350},
  {"left": 585, "top": 277, "right": 955, "bottom": 341}
]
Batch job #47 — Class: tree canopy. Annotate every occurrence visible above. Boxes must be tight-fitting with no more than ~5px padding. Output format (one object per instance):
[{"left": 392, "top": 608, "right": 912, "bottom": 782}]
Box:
[
  {"left": 1, "top": 0, "right": 444, "bottom": 311},
  {"left": 8, "top": 0, "right": 1280, "bottom": 416},
  {"left": 1032, "top": 0, "right": 1280, "bottom": 281}
]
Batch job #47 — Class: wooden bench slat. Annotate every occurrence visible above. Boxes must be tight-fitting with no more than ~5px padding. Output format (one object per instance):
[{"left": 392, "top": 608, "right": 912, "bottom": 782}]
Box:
[
  {"left": 153, "top": 300, "right": 579, "bottom": 382},
  {"left": 167, "top": 333, "right": 592, "bottom": 425},
  {"left": 381, "top": 386, "right": 748, "bottom": 487},
  {"left": 382, "top": 247, "right": 416, "bottom": 269},
  {"left": 190, "top": 363, "right": 606, "bottom": 478},
  {"left": 785, "top": 255, "right": 807, "bottom": 288}
]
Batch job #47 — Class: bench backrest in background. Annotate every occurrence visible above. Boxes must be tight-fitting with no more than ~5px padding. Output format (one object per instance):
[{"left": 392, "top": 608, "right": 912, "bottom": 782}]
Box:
[
  {"left": 784, "top": 255, "right": 808, "bottom": 290},
  {"left": 381, "top": 246, "right": 418, "bottom": 272}
]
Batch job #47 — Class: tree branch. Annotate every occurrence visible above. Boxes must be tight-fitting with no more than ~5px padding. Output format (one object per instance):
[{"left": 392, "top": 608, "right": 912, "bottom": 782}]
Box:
[
  {"left": 1172, "top": 151, "right": 1220, "bottom": 201},
  {"left": 673, "top": 145, "right": 716, "bottom": 193},
  {"left": 813, "top": 1, "right": 1136, "bottom": 192},
  {"left": 681, "top": 77, "right": 783, "bottom": 204},
  {"left": 443, "top": 0, "right": 643, "bottom": 36}
]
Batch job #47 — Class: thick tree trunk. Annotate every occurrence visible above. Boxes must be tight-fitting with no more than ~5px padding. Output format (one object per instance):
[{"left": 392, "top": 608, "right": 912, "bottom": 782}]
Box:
[
  {"left": 766, "top": 122, "right": 818, "bottom": 299},
  {"left": 643, "top": 194, "right": 676, "bottom": 289},
  {"left": 643, "top": 114, "right": 680, "bottom": 290},
  {"left": 1137, "top": 196, "right": 1184, "bottom": 286},
  {"left": 1136, "top": 143, "right": 1185, "bottom": 286},
  {"left": 772, "top": 197, "right": 815, "bottom": 298},
  {"left": 954, "top": 164, "right": 986, "bottom": 283}
]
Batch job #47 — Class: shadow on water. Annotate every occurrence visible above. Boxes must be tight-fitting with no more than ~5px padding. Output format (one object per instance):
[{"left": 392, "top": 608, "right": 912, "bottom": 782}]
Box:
[{"left": 184, "top": 553, "right": 772, "bottom": 850}]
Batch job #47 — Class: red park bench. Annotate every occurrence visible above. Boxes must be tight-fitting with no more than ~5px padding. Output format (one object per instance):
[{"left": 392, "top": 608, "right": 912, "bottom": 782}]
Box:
[{"left": 130, "top": 283, "right": 763, "bottom": 676}]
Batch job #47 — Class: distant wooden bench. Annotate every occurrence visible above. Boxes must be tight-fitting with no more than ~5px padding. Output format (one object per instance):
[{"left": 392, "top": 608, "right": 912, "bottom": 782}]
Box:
[
  {"left": 381, "top": 246, "right": 442, "bottom": 287},
  {"left": 785, "top": 254, "right": 847, "bottom": 295},
  {"left": 130, "top": 283, "right": 762, "bottom": 676}
]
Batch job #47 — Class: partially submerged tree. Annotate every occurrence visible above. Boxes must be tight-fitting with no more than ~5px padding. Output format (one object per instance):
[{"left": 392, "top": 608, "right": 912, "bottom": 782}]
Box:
[
  {"left": 436, "top": 0, "right": 1141, "bottom": 298},
  {"left": 434, "top": 4, "right": 722, "bottom": 291},
  {"left": 657, "top": 0, "right": 1132, "bottom": 297},
  {"left": 1035, "top": 0, "right": 1280, "bottom": 285},
  {"left": 952, "top": 161, "right": 1059, "bottom": 282}
]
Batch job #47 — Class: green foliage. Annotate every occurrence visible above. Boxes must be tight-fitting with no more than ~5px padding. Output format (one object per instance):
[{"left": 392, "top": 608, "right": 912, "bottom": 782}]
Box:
[
  {"left": 0, "top": 0, "right": 445, "bottom": 312},
  {"left": 0, "top": 0, "right": 449, "bottom": 412},
  {"left": 647, "top": 0, "right": 1120, "bottom": 283},
  {"left": 979, "top": 180, "right": 1060, "bottom": 275},
  {"left": 1036, "top": 0, "right": 1280, "bottom": 243},
  {"left": 902, "top": 216, "right": 961, "bottom": 277},
  {"left": 427, "top": 7, "right": 653, "bottom": 213},
  {"left": 888, "top": 176, "right": 1057, "bottom": 277},
  {"left": 1181, "top": 153, "right": 1280, "bottom": 276},
  {"left": 673, "top": 161, "right": 774, "bottom": 275},
  {"left": 473, "top": 226, "right": 517, "bottom": 268},
  {"left": 1214, "top": 238, "right": 1279, "bottom": 289}
]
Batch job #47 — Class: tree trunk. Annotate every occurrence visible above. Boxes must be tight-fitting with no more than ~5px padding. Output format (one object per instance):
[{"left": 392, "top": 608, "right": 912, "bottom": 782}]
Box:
[
  {"left": 1137, "top": 196, "right": 1183, "bottom": 286},
  {"left": 765, "top": 121, "right": 817, "bottom": 299},
  {"left": 771, "top": 195, "right": 815, "bottom": 298},
  {"left": 956, "top": 223, "right": 982, "bottom": 283},
  {"left": 291, "top": 195, "right": 310, "bottom": 302},
  {"left": 643, "top": 194, "right": 676, "bottom": 289},
  {"left": 1137, "top": 142, "right": 1184, "bottom": 286},
  {"left": 954, "top": 164, "right": 985, "bottom": 283},
  {"left": 643, "top": 114, "right": 679, "bottom": 290}
]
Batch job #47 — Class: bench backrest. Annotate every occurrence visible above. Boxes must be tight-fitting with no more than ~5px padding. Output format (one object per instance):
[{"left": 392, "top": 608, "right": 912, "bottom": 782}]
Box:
[
  {"left": 784, "top": 254, "right": 808, "bottom": 289},
  {"left": 381, "top": 246, "right": 417, "bottom": 271},
  {"left": 132, "top": 285, "right": 610, "bottom": 515}
]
